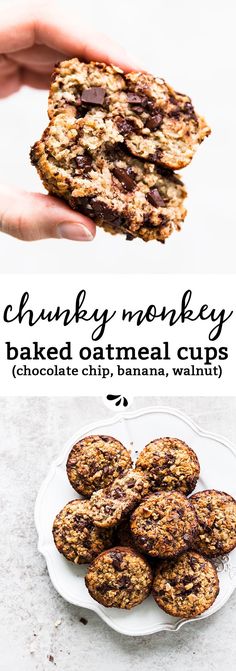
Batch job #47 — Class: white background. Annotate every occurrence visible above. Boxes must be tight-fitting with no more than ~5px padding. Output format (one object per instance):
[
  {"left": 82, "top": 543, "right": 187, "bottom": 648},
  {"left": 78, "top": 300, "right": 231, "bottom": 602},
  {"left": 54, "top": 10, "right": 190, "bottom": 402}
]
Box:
[
  {"left": 0, "top": 0, "right": 235, "bottom": 273},
  {"left": 0, "top": 273, "right": 235, "bottom": 395}
]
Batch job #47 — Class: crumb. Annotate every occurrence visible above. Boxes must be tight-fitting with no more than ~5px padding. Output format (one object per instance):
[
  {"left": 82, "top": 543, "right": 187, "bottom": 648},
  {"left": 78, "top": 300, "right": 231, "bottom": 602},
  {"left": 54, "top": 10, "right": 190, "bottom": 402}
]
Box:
[
  {"left": 54, "top": 619, "right": 62, "bottom": 628},
  {"left": 48, "top": 654, "right": 55, "bottom": 664},
  {"left": 80, "top": 617, "right": 88, "bottom": 625}
]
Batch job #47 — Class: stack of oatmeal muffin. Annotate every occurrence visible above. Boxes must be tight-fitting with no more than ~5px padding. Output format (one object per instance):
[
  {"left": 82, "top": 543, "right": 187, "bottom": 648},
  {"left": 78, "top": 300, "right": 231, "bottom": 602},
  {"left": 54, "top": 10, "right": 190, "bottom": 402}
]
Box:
[{"left": 31, "top": 59, "right": 210, "bottom": 243}]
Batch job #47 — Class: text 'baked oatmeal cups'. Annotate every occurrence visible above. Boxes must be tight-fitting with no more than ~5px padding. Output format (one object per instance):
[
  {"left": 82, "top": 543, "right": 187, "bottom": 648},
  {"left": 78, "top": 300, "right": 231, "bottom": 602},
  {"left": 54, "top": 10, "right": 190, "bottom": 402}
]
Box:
[{"left": 31, "top": 59, "right": 210, "bottom": 243}]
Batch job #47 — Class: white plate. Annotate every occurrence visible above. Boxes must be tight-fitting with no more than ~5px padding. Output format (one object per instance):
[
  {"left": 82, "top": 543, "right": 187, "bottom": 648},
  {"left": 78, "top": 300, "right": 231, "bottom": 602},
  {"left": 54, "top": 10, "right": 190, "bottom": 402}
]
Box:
[{"left": 35, "top": 406, "right": 236, "bottom": 636}]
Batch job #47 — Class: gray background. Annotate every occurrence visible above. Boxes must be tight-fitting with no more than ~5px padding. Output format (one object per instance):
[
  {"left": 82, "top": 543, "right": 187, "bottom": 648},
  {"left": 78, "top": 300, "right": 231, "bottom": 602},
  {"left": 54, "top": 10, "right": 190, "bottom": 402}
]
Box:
[{"left": 0, "top": 396, "right": 236, "bottom": 671}]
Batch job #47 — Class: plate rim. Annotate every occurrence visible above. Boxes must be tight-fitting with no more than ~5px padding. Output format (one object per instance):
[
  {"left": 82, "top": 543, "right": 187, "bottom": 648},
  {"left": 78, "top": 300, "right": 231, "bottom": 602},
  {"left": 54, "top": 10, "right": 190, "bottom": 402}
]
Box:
[{"left": 34, "top": 404, "right": 236, "bottom": 636}]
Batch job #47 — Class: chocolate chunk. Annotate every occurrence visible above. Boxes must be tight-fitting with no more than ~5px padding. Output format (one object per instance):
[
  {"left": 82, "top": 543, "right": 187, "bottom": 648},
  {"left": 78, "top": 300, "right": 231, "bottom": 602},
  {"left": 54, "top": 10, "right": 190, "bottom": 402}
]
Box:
[
  {"left": 81, "top": 87, "right": 106, "bottom": 105},
  {"left": 116, "top": 116, "right": 137, "bottom": 136},
  {"left": 112, "top": 487, "right": 125, "bottom": 499},
  {"left": 76, "top": 155, "right": 92, "bottom": 171},
  {"left": 127, "top": 92, "right": 146, "bottom": 105},
  {"left": 168, "top": 108, "right": 181, "bottom": 119},
  {"left": 145, "top": 99, "right": 157, "bottom": 112},
  {"left": 90, "top": 199, "right": 119, "bottom": 222},
  {"left": 99, "top": 582, "right": 112, "bottom": 594},
  {"left": 73, "top": 516, "right": 87, "bottom": 528},
  {"left": 126, "top": 478, "right": 135, "bottom": 488},
  {"left": 148, "top": 148, "right": 163, "bottom": 162},
  {"left": 146, "top": 113, "right": 163, "bottom": 130},
  {"left": 104, "top": 505, "right": 113, "bottom": 514},
  {"left": 146, "top": 188, "right": 165, "bottom": 208},
  {"left": 126, "top": 233, "right": 135, "bottom": 241},
  {"left": 132, "top": 105, "right": 145, "bottom": 114},
  {"left": 80, "top": 617, "right": 88, "bottom": 625},
  {"left": 110, "top": 215, "right": 124, "bottom": 227},
  {"left": 110, "top": 552, "right": 123, "bottom": 570},
  {"left": 183, "top": 101, "right": 198, "bottom": 121},
  {"left": 113, "top": 167, "right": 135, "bottom": 192},
  {"left": 119, "top": 575, "right": 131, "bottom": 589}
]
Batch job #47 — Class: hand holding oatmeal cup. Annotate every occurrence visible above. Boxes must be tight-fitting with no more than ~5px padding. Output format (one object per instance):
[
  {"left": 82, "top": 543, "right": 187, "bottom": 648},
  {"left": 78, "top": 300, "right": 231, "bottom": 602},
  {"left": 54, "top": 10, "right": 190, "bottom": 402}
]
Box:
[{"left": 0, "top": 0, "right": 137, "bottom": 242}]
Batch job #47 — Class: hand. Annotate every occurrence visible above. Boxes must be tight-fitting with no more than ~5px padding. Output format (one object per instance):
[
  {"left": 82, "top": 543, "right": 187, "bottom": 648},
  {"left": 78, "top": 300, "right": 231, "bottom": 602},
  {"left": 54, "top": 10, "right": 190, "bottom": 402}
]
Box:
[{"left": 0, "top": 0, "right": 138, "bottom": 242}]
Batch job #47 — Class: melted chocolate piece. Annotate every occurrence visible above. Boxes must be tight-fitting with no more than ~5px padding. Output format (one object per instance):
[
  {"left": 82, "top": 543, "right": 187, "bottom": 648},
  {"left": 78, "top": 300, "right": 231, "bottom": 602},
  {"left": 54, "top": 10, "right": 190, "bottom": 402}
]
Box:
[
  {"left": 146, "top": 188, "right": 165, "bottom": 208},
  {"left": 99, "top": 582, "right": 112, "bottom": 594},
  {"left": 127, "top": 92, "right": 146, "bottom": 105},
  {"left": 81, "top": 87, "right": 106, "bottom": 105},
  {"left": 119, "top": 575, "right": 131, "bottom": 589},
  {"left": 76, "top": 155, "right": 92, "bottom": 171},
  {"left": 132, "top": 105, "right": 145, "bottom": 114},
  {"left": 110, "top": 551, "right": 123, "bottom": 570},
  {"left": 113, "top": 167, "right": 135, "bottom": 192},
  {"left": 90, "top": 199, "right": 121, "bottom": 223},
  {"left": 146, "top": 113, "right": 163, "bottom": 130},
  {"left": 116, "top": 116, "right": 138, "bottom": 136},
  {"left": 112, "top": 487, "right": 126, "bottom": 499}
]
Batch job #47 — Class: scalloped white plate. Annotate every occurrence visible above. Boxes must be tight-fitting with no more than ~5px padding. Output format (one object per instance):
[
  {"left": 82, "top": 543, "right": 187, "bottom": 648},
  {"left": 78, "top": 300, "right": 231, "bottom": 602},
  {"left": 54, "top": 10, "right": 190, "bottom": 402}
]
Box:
[{"left": 35, "top": 406, "right": 236, "bottom": 636}]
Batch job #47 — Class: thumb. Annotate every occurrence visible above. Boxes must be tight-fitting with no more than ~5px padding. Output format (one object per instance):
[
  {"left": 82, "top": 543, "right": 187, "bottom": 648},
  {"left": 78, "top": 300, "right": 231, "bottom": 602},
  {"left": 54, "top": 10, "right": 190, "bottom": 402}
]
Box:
[{"left": 0, "top": 186, "right": 96, "bottom": 241}]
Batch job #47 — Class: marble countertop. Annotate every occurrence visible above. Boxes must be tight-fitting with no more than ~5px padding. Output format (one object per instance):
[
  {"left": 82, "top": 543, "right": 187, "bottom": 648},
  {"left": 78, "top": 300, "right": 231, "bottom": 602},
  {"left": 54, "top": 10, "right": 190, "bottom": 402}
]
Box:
[{"left": 1, "top": 396, "right": 236, "bottom": 671}]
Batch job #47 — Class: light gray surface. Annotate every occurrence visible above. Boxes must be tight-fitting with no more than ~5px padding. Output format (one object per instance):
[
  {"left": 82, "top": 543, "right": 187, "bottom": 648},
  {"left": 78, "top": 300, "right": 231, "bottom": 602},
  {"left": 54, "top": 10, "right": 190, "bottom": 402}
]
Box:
[{"left": 0, "top": 396, "right": 236, "bottom": 671}]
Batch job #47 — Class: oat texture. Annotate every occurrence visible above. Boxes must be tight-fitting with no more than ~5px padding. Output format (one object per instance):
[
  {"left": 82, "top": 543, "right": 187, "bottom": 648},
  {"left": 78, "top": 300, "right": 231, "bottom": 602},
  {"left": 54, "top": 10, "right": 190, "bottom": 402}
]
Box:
[
  {"left": 29, "top": 58, "right": 211, "bottom": 242},
  {"left": 66, "top": 434, "right": 132, "bottom": 497},
  {"left": 152, "top": 550, "right": 219, "bottom": 618},
  {"left": 190, "top": 490, "right": 236, "bottom": 557},
  {"left": 89, "top": 470, "right": 150, "bottom": 528},
  {"left": 136, "top": 437, "right": 200, "bottom": 495},
  {"left": 130, "top": 491, "right": 198, "bottom": 557},
  {"left": 48, "top": 60, "right": 210, "bottom": 169},
  {"left": 52, "top": 499, "right": 113, "bottom": 563},
  {"left": 85, "top": 546, "right": 153, "bottom": 608}
]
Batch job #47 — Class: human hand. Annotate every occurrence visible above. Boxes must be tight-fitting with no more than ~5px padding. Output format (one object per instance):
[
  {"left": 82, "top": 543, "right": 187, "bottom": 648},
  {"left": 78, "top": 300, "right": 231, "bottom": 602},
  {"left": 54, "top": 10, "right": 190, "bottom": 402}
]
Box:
[{"left": 0, "top": 0, "right": 138, "bottom": 242}]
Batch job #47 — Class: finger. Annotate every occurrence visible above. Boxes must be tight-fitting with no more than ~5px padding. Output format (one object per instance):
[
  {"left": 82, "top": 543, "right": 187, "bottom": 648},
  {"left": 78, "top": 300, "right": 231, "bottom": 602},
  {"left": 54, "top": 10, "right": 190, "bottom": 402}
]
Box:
[
  {"left": 21, "top": 68, "right": 51, "bottom": 89},
  {"left": 37, "top": 5, "right": 141, "bottom": 72},
  {"left": 0, "top": 186, "right": 96, "bottom": 242},
  {"left": 0, "top": 0, "right": 141, "bottom": 71},
  {"left": 0, "top": 70, "right": 21, "bottom": 98},
  {"left": 7, "top": 45, "right": 67, "bottom": 73}
]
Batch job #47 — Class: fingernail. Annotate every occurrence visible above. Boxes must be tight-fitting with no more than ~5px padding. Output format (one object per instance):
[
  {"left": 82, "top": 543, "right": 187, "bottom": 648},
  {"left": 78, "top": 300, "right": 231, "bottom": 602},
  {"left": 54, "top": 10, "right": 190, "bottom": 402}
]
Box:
[{"left": 58, "top": 223, "right": 94, "bottom": 241}]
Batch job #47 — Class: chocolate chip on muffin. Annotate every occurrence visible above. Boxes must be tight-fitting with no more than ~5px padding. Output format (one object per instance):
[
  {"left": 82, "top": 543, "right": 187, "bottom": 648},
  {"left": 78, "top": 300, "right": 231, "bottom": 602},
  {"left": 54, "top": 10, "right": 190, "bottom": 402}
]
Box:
[
  {"left": 153, "top": 551, "right": 219, "bottom": 618},
  {"left": 89, "top": 470, "right": 149, "bottom": 528},
  {"left": 66, "top": 435, "right": 132, "bottom": 497},
  {"left": 130, "top": 491, "right": 198, "bottom": 558},
  {"left": 52, "top": 499, "right": 113, "bottom": 564},
  {"left": 136, "top": 437, "right": 200, "bottom": 495},
  {"left": 85, "top": 546, "right": 153, "bottom": 608},
  {"left": 190, "top": 490, "right": 236, "bottom": 557}
]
